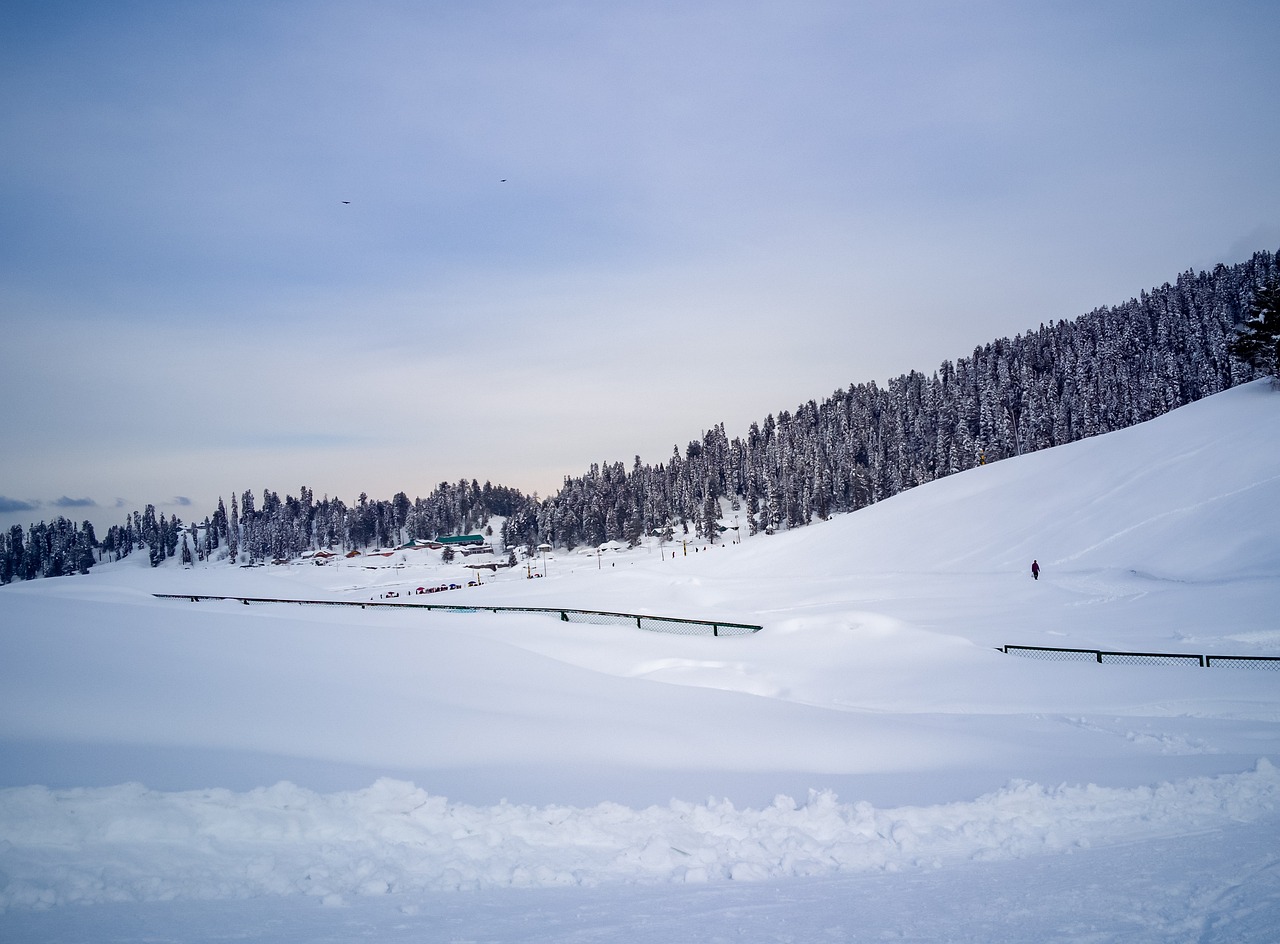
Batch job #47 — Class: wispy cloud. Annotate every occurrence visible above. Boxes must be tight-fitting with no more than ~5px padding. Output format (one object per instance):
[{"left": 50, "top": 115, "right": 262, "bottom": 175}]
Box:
[
  {"left": 0, "top": 496, "right": 40, "bottom": 513},
  {"left": 53, "top": 496, "right": 97, "bottom": 508},
  {"left": 171, "top": 496, "right": 193, "bottom": 506}
]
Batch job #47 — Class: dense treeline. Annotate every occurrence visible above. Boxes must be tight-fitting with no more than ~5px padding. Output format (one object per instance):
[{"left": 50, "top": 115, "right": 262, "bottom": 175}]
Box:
[
  {"left": 0, "top": 480, "right": 528, "bottom": 581},
  {"left": 501, "top": 251, "right": 1275, "bottom": 550},
  {"left": 0, "top": 250, "right": 1275, "bottom": 583},
  {"left": 1, "top": 518, "right": 98, "bottom": 582},
  {"left": 213, "top": 480, "right": 527, "bottom": 564}
]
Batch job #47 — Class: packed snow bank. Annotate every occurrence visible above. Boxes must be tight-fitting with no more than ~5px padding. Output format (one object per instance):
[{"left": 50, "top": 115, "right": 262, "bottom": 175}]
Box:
[
  {"left": 6, "top": 824, "right": 1280, "bottom": 944},
  {"left": 2, "top": 760, "right": 1277, "bottom": 910}
]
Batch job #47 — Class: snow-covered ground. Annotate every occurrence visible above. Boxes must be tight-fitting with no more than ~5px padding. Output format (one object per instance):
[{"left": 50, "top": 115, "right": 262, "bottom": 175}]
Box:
[{"left": 1, "top": 380, "right": 1278, "bottom": 941}]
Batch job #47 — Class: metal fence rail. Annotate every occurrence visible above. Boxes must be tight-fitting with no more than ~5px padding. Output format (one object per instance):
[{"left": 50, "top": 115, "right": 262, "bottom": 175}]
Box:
[
  {"left": 153, "top": 594, "right": 761, "bottom": 637},
  {"left": 1002, "top": 644, "right": 1279, "bottom": 669},
  {"left": 1205, "top": 654, "right": 1280, "bottom": 670}
]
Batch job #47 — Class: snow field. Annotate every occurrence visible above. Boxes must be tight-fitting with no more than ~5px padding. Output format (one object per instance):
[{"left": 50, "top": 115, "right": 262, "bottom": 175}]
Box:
[{"left": 0, "top": 381, "right": 1278, "bottom": 938}]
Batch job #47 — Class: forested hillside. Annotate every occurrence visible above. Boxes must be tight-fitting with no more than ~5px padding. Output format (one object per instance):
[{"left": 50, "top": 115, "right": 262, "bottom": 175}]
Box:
[
  {"left": 501, "top": 251, "right": 1275, "bottom": 550},
  {"left": 1, "top": 250, "right": 1275, "bottom": 581}
]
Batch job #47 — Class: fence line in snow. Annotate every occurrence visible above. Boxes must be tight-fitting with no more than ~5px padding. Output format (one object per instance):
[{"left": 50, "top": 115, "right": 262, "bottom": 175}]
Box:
[
  {"left": 1000, "top": 644, "right": 1280, "bottom": 670},
  {"left": 153, "top": 594, "right": 762, "bottom": 638}
]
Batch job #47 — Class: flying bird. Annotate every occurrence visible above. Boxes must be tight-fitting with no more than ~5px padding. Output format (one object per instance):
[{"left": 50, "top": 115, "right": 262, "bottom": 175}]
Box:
[{"left": 341, "top": 200, "right": 351, "bottom": 204}]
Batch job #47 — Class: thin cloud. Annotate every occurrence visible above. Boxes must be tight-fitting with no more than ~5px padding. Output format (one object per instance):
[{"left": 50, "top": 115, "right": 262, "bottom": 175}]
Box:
[
  {"left": 53, "top": 496, "right": 97, "bottom": 508},
  {"left": 0, "top": 496, "right": 40, "bottom": 513},
  {"left": 172, "top": 496, "right": 193, "bottom": 506}
]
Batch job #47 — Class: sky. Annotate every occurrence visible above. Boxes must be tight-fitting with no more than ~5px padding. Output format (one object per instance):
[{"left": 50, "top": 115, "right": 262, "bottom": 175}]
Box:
[{"left": 2, "top": 0, "right": 1279, "bottom": 533}]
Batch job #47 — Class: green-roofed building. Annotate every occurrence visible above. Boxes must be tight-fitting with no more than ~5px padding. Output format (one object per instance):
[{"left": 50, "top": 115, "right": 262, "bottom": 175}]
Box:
[{"left": 437, "top": 534, "right": 485, "bottom": 545}]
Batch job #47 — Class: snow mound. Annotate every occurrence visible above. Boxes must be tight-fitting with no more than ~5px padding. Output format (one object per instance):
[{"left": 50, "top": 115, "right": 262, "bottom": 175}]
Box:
[{"left": 2, "top": 760, "right": 1277, "bottom": 910}]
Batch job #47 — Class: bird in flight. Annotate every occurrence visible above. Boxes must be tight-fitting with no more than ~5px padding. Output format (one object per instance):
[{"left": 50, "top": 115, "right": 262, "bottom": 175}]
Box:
[{"left": 341, "top": 200, "right": 351, "bottom": 204}]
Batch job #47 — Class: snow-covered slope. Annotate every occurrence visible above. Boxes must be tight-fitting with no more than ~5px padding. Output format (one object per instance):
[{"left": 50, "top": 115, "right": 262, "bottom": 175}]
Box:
[{"left": 1, "top": 381, "right": 1278, "bottom": 938}]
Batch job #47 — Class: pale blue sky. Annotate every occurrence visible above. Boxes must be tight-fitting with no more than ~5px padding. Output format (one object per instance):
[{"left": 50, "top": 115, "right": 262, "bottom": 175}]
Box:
[{"left": 3, "top": 0, "right": 1278, "bottom": 532}]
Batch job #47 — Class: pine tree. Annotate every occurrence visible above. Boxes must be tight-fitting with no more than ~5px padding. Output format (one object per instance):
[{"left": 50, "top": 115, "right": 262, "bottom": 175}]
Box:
[
  {"left": 0, "top": 526, "right": 19, "bottom": 583},
  {"left": 79, "top": 521, "right": 97, "bottom": 573},
  {"left": 1230, "top": 274, "right": 1280, "bottom": 377},
  {"left": 213, "top": 497, "right": 227, "bottom": 548},
  {"left": 166, "top": 517, "right": 181, "bottom": 559},
  {"left": 228, "top": 493, "right": 240, "bottom": 563},
  {"left": 142, "top": 506, "right": 163, "bottom": 566}
]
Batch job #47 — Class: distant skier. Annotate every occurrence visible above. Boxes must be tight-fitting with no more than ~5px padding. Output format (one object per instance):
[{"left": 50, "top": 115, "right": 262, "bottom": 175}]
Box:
[{"left": 1031, "top": 559, "right": 1040, "bottom": 580}]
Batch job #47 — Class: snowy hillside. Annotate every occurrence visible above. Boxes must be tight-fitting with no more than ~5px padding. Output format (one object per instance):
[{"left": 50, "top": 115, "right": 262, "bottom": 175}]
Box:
[{"left": 1, "top": 381, "right": 1278, "bottom": 941}]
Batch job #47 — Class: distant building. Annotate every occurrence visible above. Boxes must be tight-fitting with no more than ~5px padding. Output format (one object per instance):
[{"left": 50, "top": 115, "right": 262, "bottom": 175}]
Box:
[
  {"left": 436, "top": 534, "right": 486, "bottom": 546},
  {"left": 397, "top": 539, "right": 436, "bottom": 550}
]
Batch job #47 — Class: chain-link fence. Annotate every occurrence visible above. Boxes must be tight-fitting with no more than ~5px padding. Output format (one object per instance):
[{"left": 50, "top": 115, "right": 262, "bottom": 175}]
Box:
[
  {"left": 1204, "top": 655, "right": 1280, "bottom": 670},
  {"left": 1003, "top": 644, "right": 1275, "bottom": 669},
  {"left": 1099, "top": 651, "right": 1203, "bottom": 667},
  {"left": 154, "top": 595, "right": 761, "bottom": 638},
  {"left": 1003, "top": 645, "right": 1099, "bottom": 663},
  {"left": 638, "top": 614, "right": 757, "bottom": 637}
]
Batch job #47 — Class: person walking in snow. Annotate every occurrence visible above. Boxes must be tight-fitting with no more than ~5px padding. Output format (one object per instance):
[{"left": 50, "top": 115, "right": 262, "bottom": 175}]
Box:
[{"left": 1031, "top": 559, "right": 1040, "bottom": 580}]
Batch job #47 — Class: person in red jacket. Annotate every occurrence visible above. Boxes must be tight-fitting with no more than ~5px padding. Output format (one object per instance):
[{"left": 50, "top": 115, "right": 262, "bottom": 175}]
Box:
[{"left": 1031, "top": 559, "right": 1040, "bottom": 580}]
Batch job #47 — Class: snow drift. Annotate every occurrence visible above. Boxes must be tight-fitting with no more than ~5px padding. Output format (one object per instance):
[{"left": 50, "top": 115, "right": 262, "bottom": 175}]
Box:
[{"left": 2, "top": 761, "right": 1277, "bottom": 909}]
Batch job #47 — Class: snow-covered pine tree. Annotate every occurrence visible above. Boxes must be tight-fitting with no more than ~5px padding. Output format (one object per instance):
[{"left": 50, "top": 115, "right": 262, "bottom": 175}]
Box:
[
  {"left": 228, "top": 493, "right": 239, "bottom": 563},
  {"left": 1230, "top": 272, "right": 1280, "bottom": 378}
]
